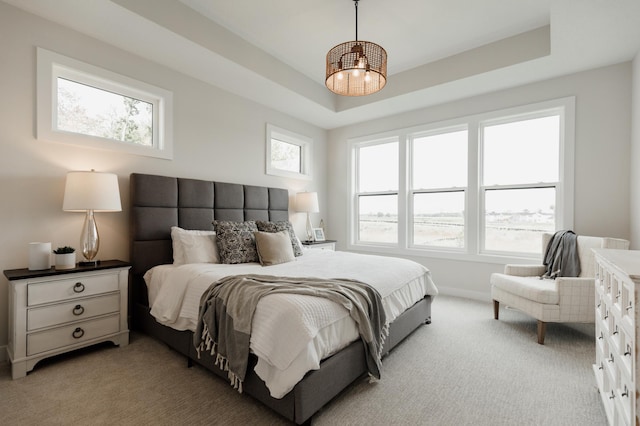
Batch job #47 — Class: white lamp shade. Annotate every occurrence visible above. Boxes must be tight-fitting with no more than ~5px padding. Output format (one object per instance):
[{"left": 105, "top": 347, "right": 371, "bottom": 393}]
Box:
[
  {"left": 63, "top": 171, "right": 122, "bottom": 212},
  {"left": 296, "top": 192, "right": 319, "bottom": 213}
]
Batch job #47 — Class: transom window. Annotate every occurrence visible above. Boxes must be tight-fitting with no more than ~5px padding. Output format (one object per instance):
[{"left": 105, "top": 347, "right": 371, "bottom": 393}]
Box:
[
  {"left": 266, "top": 124, "right": 312, "bottom": 180},
  {"left": 37, "top": 47, "right": 173, "bottom": 159},
  {"left": 349, "top": 97, "right": 575, "bottom": 261}
]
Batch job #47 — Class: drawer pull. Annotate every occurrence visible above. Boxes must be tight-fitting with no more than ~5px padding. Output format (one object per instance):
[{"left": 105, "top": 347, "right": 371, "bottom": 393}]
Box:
[
  {"left": 609, "top": 391, "right": 615, "bottom": 400},
  {"left": 613, "top": 326, "right": 619, "bottom": 335},
  {"left": 626, "top": 304, "right": 633, "bottom": 311},
  {"left": 622, "top": 386, "right": 629, "bottom": 398},
  {"left": 72, "top": 305, "right": 85, "bottom": 316},
  {"left": 625, "top": 345, "right": 631, "bottom": 356},
  {"left": 72, "top": 327, "right": 85, "bottom": 339},
  {"left": 73, "top": 282, "right": 85, "bottom": 293},
  {"left": 608, "top": 354, "right": 615, "bottom": 363}
]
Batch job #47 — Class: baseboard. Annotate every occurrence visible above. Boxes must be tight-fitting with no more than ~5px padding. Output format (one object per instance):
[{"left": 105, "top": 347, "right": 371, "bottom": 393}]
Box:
[{"left": 437, "top": 286, "right": 491, "bottom": 302}]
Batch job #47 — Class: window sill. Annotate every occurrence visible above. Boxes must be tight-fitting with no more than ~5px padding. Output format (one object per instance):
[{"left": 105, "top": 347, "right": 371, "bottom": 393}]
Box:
[{"left": 346, "top": 243, "right": 540, "bottom": 265}]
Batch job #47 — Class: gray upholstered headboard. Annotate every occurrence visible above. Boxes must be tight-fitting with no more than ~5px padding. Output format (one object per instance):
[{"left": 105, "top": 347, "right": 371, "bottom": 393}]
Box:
[{"left": 129, "top": 173, "right": 290, "bottom": 277}]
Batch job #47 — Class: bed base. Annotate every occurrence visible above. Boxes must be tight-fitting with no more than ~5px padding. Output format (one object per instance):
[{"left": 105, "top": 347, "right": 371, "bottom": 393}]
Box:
[{"left": 132, "top": 295, "right": 432, "bottom": 424}]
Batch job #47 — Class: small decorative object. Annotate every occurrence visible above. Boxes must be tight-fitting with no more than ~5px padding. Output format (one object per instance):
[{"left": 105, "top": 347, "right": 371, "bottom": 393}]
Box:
[
  {"left": 28, "top": 242, "right": 51, "bottom": 271},
  {"left": 313, "top": 228, "right": 326, "bottom": 242},
  {"left": 53, "top": 246, "right": 76, "bottom": 270}
]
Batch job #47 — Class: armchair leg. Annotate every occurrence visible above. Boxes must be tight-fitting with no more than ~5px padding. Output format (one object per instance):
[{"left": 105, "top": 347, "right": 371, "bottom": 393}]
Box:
[
  {"left": 493, "top": 300, "right": 499, "bottom": 320},
  {"left": 537, "top": 321, "right": 546, "bottom": 345}
]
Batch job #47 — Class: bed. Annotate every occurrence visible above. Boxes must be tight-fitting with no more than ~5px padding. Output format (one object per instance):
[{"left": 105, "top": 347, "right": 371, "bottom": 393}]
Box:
[{"left": 129, "top": 173, "right": 436, "bottom": 424}]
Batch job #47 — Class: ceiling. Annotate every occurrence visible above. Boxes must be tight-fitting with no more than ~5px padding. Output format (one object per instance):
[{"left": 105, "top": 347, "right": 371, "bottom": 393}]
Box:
[{"left": 5, "top": 0, "right": 640, "bottom": 129}]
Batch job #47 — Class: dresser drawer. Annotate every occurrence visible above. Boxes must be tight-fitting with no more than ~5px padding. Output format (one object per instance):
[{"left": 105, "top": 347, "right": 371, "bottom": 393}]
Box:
[
  {"left": 27, "top": 273, "right": 119, "bottom": 306},
  {"left": 27, "top": 314, "right": 120, "bottom": 356},
  {"left": 27, "top": 293, "right": 120, "bottom": 331}
]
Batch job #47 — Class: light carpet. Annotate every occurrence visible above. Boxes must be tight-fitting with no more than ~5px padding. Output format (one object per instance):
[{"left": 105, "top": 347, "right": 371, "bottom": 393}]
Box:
[{"left": 0, "top": 295, "right": 606, "bottom": 425}]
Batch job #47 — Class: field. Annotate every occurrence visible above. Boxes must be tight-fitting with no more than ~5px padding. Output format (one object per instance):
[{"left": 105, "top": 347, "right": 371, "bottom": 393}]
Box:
[{"left": 359, "top": 213, "right": 553, "bottom": 253}]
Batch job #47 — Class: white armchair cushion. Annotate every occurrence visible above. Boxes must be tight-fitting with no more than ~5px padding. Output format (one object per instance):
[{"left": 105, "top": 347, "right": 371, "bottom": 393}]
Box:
[
  {"left": 503, "top": 264, "right": 546, "bottom": 277},
  {"left": 491, "top": 274, "right": 559, "bottom": 304}
]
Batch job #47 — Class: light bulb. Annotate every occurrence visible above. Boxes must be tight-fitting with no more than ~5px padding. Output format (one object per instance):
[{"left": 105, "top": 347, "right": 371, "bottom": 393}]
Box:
[
  {"left": 353, "top": 69, "right": 360, "bottom": 77},
  {"left": 337, "top": 72, "right": 343, "bottom": 80},
  {"left": 364, "top": 71, "right": 371, "bottom": 82},
  {"left": 358, "top": 58, "right": 365, "bottom": 69}
]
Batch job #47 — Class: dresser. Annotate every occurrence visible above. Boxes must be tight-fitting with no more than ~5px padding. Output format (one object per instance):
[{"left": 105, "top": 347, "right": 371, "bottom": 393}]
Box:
[
  {"left": 4, "top": 260, "right": 130, "bottom": 379},
  {"left": 593, "top": 249, "right": 640, "bottom": 425}
]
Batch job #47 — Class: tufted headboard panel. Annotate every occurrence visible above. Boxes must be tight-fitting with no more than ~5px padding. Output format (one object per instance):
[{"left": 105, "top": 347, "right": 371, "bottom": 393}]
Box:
[{"left": 129, "top": 173, "right": 290, "bottom": 276}]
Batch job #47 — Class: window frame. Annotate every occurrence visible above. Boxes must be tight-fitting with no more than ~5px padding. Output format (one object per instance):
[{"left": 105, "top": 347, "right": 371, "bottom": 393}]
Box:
[
  {"left": 347, "top": 97, "right": 575, "bottom": 263},
  {"left": 351, "top": 135, "right": 401, "bottom": 247},
  {"left": 265, "top": 124, "right": 312, "bottom": 180},
  {"left": 36, "top": 47, "right": 173, "bottom": 160},
  {"left": 408, "top": 124, "right": 469, "bottom": 252}
]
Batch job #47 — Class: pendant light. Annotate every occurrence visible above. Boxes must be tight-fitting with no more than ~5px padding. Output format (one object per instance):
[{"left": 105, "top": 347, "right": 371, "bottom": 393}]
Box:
[{"left": 325, "top": 0, "right": 387, "bottom": 96}]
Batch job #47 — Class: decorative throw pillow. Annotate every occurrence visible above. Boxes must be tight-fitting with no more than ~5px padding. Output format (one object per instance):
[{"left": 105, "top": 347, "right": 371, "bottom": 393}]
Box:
[
  {"left": 255, "top": 220, "right": 303, "bottom": 257},
  {"left": 254, "top": 230, "right": 296, "bottom": 266},
  {"left": 170, "top": 226, "right": 219, "bottom": 265},
  {"left": 213, "top": 220, "right": 259, "bottom": 264}
]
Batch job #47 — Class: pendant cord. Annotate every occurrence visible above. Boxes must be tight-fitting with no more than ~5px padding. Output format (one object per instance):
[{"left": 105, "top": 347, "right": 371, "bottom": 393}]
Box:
[{"left": 354, "top": 0, "right": 359, "bottom": 41}]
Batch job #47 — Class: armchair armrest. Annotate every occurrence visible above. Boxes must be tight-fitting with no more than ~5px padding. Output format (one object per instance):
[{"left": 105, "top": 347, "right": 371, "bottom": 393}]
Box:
[
  {"left": 504, "top": 264, "right": 545, "bottom": 277},
  {"left": 555, "top": 277, "right": 596, "bottom": 321}
]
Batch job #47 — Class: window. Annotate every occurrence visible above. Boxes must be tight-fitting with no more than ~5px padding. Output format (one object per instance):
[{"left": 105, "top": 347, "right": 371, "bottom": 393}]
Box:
[
  {"left": 481, "top": 114, "right": 560, "bottom": 254},
  {"left": 37, "top": 48, "right": 173, "bottom": 159},
  {"left": 411, "top": 128, "right": 467, "bottom": 249},
  {"left": 266, "top": 124, "right": 312, "bottom": 179},
  {"left": 355, "top": 139, "right": 399, "bottom": 244},
  {"left": 349, "top": 97, "right": 575, "bottom": 261}
]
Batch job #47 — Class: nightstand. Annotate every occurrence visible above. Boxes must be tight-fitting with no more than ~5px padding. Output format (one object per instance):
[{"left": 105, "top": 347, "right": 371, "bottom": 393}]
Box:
[
  {"left": 302, "top": 240, "right": 337, "bottom": 251},
  {"left": 3, "top": 260, "right": 130, "bottom": 379}
]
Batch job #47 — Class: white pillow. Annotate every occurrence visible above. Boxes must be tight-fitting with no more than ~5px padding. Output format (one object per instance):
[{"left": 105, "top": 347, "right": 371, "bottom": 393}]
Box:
[
  {"left": 171, "top": 226, "right": 219, "bottom": 265},
  {"left": 254, "top": 230, "right": 295, "bottom": 266}
]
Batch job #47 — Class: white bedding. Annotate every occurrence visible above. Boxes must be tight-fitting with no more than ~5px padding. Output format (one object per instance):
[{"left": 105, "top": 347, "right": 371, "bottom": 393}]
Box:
[{"left": 144, "top": 249, "right": 438, "bottom": 398}]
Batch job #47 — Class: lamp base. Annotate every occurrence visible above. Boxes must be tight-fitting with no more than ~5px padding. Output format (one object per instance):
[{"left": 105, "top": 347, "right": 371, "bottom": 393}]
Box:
[{"left": 79, "top": 260, "right": 100, "bottom": 267}]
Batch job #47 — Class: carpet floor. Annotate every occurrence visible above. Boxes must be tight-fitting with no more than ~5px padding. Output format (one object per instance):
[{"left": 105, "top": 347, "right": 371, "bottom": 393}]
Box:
[{"left": 0, "top": 295, "right": 606, "bottom": 425}]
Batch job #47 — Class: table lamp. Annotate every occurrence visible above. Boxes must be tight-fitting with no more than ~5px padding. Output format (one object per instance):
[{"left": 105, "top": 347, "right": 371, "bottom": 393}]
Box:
[
  {"left": 295, "top": 191, "right": 319, "bottom": 242},
  {"left": 63, "top": 170, "right": 121, "bottom": 266}
]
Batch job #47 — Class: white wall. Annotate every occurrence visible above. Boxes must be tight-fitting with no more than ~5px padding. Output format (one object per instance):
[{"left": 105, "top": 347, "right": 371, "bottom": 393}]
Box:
[
  {"left": 328, "top": 63, "right": 633, "bottom": 300},
  {"left": 0, "top": 3, "right": 328, "bottom": 354},
  {"left": 630, "top": 52, "right": 640, "bottom": 249}
]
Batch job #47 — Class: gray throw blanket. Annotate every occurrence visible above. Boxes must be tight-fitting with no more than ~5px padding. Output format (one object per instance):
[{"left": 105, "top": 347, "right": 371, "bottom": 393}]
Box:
[
  {"left": 542, "top": 230, "right": 581, "bottom": 279},
  {"left": 194, "top": 274, "right": 388, "bottom": 393}
]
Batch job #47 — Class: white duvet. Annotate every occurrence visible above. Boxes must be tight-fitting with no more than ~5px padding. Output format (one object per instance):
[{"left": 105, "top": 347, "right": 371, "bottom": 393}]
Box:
[{"left": 144, "top": 249, "right": 438, "bottom": 398}]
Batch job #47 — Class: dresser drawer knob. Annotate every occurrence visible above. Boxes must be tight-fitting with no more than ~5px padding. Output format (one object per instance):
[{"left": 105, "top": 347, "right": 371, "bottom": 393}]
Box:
[
  {"left": 72, "top": 327, "right": 85, "bottom": 339},
  {"left": 72, "top": 305, "right": 85, "bottom": 316},
  {"left": 73, "top": 282, "right": 85, "bottom": 293}
]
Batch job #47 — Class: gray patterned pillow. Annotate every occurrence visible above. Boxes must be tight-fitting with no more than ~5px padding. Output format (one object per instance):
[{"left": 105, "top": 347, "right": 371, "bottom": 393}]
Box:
[
  {"left": 256, "top": 220, "right": 303, "bottom": 257},
  {"left": 213, "top": 220, "right": 259, "bottom": 264}
]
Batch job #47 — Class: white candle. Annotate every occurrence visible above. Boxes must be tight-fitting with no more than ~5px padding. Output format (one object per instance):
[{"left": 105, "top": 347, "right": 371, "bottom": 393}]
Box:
[{"left": 28, "top": 242, "right": 51, "bottom": 271}]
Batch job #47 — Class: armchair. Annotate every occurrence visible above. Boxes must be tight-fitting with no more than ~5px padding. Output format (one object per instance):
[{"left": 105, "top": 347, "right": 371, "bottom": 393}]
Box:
[{"left": 491, "top": 233, "right": 629, "bottom": 344}]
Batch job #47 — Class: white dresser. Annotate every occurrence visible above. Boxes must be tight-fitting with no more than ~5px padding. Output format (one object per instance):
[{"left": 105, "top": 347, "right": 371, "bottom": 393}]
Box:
[
  {"left": 593, "top": 249, "right": 640, "bottom": 425},
  {"left": 4, "top": 260, "right": 130, "bottom": 379}
]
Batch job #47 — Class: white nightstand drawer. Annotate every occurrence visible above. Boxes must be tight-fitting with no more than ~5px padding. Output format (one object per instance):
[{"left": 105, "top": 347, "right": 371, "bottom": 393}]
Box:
[
  {"left": 27, "top": 273, "right": 119, "bottom": 306},
  {"left": 27, "top": 293, "right": 120, "bottom": 331},
  {"left": 27, "top": 314, "right": 120, "bottom": 356}
]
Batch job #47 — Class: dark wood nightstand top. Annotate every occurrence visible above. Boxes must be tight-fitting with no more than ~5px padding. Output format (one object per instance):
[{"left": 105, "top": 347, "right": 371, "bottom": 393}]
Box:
[
  {"left": 3, "top": 259, "right": 130, "bottom": 281},
  {"left": 301, "top": 240, "right": 337, "bottom": 246}
]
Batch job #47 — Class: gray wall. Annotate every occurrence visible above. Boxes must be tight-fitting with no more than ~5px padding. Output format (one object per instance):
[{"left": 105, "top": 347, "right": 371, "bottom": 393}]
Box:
[
  {"left": 0, "top": 4, "right": 328, "bottom": 356},
  {"left": 631, "top": 54, "right": 640, "bottom": 249},
  {"left": 328, "top": 62, "right": 633, "bottom": 299}
]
